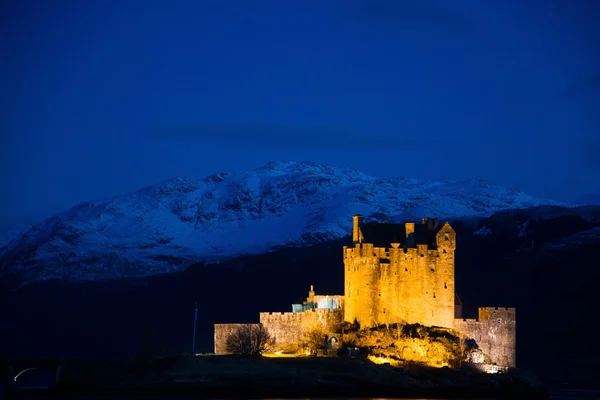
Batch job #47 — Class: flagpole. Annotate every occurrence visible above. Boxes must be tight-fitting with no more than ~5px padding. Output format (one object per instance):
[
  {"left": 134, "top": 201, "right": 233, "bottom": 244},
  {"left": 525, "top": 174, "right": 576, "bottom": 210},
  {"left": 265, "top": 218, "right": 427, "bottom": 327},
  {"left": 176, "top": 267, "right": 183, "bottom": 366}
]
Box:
[{"left": 192, "top": 301, "right": 198, "bottom": 355}]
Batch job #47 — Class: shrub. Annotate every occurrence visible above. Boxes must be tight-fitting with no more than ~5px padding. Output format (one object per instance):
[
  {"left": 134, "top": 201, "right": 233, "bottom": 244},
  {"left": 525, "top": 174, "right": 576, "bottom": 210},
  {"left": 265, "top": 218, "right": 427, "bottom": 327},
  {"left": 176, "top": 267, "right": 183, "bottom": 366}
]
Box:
[
  {"left": 226, "top": 324, "right": 275, "bottom": 356},
  {"left": 302, "top": 327, "right": 328, "bottom": 355}
]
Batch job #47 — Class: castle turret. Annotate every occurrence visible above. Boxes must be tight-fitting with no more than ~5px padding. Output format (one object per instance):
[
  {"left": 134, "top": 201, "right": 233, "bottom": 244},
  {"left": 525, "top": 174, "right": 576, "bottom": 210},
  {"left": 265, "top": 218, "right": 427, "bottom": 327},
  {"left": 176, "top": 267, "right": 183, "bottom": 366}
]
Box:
[
  {"left": 352, "top": 214, "right": 364, "bottom": 244},
  {"left": 308, "top": 285, "right": 315, "bottom": 303}
]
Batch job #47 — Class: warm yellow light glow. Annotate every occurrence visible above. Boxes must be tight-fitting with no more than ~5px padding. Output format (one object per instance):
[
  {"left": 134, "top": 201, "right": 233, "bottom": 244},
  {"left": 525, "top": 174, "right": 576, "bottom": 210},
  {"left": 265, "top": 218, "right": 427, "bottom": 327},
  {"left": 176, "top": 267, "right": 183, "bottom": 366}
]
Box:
[
  {"left": 262, "top": 352, "right": 305, "bottom": 358},
  {"left": 367, "top": 354, "right": 451, "bottom": 369},
  {"left": 367, "top": 355, "right": 400, "bottom": 366}
]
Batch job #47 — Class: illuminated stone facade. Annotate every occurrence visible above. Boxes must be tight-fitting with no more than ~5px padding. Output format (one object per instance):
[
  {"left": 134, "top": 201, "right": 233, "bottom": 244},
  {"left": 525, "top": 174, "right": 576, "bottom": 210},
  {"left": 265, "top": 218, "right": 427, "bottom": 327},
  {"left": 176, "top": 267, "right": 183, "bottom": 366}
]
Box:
[
  {"left": 214, "top": 215, "right": 516, "bottom": 368},
  {"left": 454, "top": 307, "right": 516, "bottom": 367},
  {"left": 259, "top": 305, "right": 343, "bottom": 353},
  {"left": 344, "top": 215, "right": 456, "bottom": 329}
]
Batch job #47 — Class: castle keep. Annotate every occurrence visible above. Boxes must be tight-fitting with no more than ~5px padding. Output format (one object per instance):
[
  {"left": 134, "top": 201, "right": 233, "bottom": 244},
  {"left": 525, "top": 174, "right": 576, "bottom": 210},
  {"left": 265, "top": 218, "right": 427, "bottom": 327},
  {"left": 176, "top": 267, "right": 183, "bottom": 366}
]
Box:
[
  {"left": 214, "top": 215, "right": 516, "bottom": 368},
  {"left": 345, "top": 215, "right": 456, "bottom": 329}
]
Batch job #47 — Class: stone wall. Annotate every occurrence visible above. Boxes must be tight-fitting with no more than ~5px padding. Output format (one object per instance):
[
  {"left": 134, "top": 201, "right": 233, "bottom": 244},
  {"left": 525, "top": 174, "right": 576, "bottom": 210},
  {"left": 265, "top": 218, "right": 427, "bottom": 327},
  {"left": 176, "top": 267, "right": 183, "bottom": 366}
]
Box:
[
  {"left": 260, "top": 308, "right": 343, "bottom": 352},
  {"left": 213, "top": 323, "right": 261, "bottom": 354},
  {"left": 454, "top": 307, "right": 516, "bottom": 367}
]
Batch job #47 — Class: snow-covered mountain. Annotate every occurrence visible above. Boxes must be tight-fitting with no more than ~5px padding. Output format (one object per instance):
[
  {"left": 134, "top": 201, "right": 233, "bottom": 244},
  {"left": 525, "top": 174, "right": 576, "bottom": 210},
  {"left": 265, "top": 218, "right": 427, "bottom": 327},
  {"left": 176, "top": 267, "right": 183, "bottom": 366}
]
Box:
[{"left": 0, "top": 161, "right": 568, "bottom": 285}]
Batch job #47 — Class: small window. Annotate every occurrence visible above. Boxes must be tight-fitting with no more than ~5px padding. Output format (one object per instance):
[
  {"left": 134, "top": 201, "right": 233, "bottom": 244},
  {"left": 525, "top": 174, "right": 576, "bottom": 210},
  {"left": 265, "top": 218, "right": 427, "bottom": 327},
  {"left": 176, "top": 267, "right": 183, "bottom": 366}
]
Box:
[
  {"left": 444, "top": 282, "right": 447, "bottom": 289},
  {"left": 445, "top": 234, "right": 449, "bottom": 241},
  {"left": 383, "top": 308, "right": 386, "bottom": 313},
  {"left": 433, "top": 292, "right": 436, "bottom": 298},
  {"left": 443, "top": 249, "right": 447, "bottom": 253},
  {"left": 498, "top": 319, "right": 501, "bottom": 324}
]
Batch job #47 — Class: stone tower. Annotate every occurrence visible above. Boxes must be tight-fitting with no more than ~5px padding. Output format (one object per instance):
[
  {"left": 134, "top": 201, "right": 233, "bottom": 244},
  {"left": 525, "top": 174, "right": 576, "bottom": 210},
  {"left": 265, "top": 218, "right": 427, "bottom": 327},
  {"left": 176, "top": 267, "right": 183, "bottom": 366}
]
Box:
[{"left": 343, "top": 215, "right": 456, "bottom": 329}]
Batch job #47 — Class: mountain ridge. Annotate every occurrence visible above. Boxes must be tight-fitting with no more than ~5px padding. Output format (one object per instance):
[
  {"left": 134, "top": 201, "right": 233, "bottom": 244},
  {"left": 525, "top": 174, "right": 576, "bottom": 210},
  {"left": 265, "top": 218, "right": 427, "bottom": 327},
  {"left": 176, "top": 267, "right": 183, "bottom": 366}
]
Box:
[{"left": 0, "top": 161, "right": 569, "bottom": 286}]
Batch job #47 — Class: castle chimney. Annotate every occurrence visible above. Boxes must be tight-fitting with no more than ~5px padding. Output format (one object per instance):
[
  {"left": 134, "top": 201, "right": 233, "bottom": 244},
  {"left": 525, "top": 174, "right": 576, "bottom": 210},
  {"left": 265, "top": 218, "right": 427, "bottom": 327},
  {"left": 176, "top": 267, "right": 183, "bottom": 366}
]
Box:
[
  {"left": 353, "top": 215, "right": 364, "bottom": 244},
  {"left": 308, "top": 285, "right": 315, "bottom": 304},
  {"left": 405, "top": 222, "right": 415, "bottom": 237},
  {"left": 405, "top": 222, "right": 415, "bottom": 247},
  {"left": 422, "top": 218, "right": 429, "bottom": 225}
]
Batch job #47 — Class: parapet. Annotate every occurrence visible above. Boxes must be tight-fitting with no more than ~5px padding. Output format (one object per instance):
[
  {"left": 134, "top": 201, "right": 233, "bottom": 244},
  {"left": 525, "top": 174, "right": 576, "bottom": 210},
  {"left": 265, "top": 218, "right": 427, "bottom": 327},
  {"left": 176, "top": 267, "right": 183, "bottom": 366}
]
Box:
[
  {"left": 478, "top": 307, "right": 516, "bottom": 322},
  {"left": 259, "top": 311, "right": 300, "bottom": 324},
  {"left": 349, "top": 216, "right": 451, "bottom": 250},
  {"left": 344, "top": 243, "right": 441, "bottom": 259}
]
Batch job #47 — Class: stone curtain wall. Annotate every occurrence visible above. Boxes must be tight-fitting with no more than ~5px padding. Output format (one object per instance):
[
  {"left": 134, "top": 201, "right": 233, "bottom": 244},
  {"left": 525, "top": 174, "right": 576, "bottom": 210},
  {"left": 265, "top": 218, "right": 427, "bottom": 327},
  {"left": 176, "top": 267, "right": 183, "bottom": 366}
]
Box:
[
  {"left": 454, "top": 307, "right": 516, "bottom": 367},
  {"left": 260, "top": 308, "right": 343, "bottom": 352},
  {"left": 213, "top": 323, "right": 261, "bottom": 354},
  {"left": 259, "top": 313, "right": 303, "bottom": 352}
]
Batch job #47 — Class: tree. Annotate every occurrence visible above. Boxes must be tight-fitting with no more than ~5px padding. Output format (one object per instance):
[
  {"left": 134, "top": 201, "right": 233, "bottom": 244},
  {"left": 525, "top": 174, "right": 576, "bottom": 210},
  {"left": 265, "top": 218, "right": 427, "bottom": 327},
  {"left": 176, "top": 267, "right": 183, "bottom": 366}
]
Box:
[
  {"left": 226, "top": 324, "right": 275, "bottom": 356},
  {"left": 303, "top": 327, "right": 328, "bottom": 355}
]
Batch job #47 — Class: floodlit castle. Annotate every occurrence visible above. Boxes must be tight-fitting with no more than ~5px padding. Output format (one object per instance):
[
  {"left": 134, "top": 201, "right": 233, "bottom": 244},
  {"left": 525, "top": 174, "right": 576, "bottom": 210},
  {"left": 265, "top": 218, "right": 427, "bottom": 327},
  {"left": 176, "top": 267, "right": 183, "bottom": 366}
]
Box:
[{"left": 215, "top": 215, "right": 516, "bottom": 368}]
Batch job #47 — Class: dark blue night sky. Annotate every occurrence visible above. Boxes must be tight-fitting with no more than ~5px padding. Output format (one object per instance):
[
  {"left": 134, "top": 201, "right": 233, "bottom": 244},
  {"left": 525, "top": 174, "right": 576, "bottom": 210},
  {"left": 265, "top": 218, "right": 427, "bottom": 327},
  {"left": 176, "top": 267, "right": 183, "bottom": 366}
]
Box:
[{"left": 2, "top": 0, "right": 599, "bottom": 220}]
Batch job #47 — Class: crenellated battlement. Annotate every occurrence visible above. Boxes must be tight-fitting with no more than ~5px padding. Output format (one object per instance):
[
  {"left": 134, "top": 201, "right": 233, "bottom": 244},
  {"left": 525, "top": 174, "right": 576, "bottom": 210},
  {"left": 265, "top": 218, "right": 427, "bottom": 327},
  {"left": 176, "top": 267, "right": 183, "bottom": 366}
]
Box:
[
  {"left": 478, "top": 307, "right": 516, "bottom": 323},
  {"left": 343, "top": 244, "right": 443, "bottom": 258},
  {"left": 259, "top": 311, "right": 300, "bottom": 323}
]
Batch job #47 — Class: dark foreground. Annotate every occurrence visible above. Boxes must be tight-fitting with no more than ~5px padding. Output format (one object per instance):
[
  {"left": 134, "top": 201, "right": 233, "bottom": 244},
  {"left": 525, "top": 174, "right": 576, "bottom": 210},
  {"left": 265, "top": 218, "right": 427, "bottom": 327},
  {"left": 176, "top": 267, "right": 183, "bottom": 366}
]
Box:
[{"left": 4, "top": 355, "right": 549, "bottom": 399}]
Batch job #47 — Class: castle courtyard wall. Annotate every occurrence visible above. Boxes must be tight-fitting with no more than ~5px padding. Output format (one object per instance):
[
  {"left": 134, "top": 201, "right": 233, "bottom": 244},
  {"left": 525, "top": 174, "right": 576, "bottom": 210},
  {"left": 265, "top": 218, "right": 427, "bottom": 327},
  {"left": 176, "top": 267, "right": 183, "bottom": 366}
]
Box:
[
  {"left": 453, "top": 307, "right": 516, "bottom": 367},
  {"left": 260, "top": 308, "right": 343, "bottom": 352}
]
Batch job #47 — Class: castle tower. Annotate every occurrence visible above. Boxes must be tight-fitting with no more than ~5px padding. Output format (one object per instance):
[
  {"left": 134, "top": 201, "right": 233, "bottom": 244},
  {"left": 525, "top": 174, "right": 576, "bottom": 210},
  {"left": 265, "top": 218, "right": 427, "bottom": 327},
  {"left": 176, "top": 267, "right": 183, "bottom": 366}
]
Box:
[
  {"left": 433, "top": 222, "right": 456, "bottom": 328},
  {"left": 344, "top": 216, "right": 456, "bottom": 329}
]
